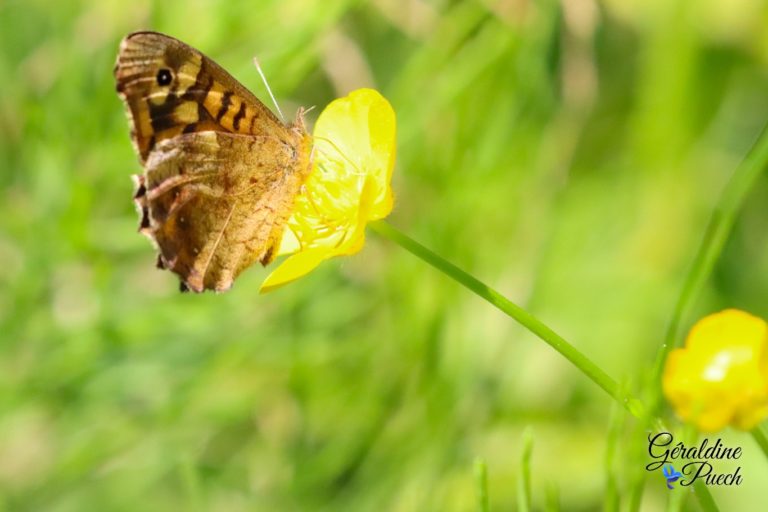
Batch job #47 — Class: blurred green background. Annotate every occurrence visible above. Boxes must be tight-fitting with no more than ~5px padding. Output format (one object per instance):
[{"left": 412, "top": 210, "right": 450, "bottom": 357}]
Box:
[{"left": 2, "top": 0, "right": 768, "bottom": 510}]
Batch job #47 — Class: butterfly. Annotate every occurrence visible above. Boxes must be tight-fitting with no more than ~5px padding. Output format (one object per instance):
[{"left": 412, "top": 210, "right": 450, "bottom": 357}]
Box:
[{"left": 114, "top": 31, "right": 313, "bottom": 292}]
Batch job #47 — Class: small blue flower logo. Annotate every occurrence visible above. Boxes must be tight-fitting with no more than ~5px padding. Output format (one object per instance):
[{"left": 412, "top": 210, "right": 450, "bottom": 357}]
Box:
[{"left": 663, "top": 464, "right": 683, "bottom": 489}]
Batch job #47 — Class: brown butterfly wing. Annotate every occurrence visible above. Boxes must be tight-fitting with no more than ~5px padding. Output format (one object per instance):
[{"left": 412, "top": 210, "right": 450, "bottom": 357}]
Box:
[
  {"left": 135, "top": 131, "right": 311, "bottom": 292},
  {"left": 114, "top": 31, "right": 291, "bottom": 162},
  {"left": 115, "top": 32, "right": 313, "bottom": 292}
]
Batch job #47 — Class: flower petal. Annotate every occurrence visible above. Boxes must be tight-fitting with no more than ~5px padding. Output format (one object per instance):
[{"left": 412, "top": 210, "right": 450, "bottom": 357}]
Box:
[
  {"left": 313, "top": 88, "right": 396, "bottom": 218},
  {"left": 662, "top": 309, "right": 768, "bottom": 432},
  {"left": 264, "top": 88, "right": 396, "bottom": 292},
  {"left": 260, "top": 248, "right": 328, "bottom": 293}
]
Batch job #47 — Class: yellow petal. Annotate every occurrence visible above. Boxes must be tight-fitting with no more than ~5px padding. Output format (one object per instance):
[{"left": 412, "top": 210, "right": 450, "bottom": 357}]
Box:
[
  {"left": 260, "top": 248, "right": 328, "bottom": 293},
  {"left": 313, "top": 88, "right": 396, "bottom": 219},
  {"left": 332, "top": 174, "right": 377, "bottom": 257},
  {"left": 662, "top": 309, "right": 768, "bottom": 432},
  {"left": 266, "top": 89, "right": 397, "bottom": 291}
]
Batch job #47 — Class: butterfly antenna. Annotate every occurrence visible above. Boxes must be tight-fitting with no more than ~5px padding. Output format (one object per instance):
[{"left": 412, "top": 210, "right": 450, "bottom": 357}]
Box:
[{"left": 253, "top": 57, "right": 285, "bottom": 122}]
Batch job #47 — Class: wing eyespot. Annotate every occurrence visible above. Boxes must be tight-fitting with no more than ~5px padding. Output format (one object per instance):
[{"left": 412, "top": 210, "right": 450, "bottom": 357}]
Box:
[{"left": 156, "top": 68, "right": 173, "bottom": 86}]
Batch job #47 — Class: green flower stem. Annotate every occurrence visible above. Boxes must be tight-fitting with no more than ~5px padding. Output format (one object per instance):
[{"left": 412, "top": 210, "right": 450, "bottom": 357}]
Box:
[
  {"left": 370, "top": 220, "right": 645, "bottom": 418},
  {"left": 693, "top": 480, "right": 720, "bottom": 512},
  {"left": 650, "top": 123, "right": 768, "bottom": 395},
  {"left": 751, "top": 425, "right": 768, "bottom": 460},
  {"left": 669, "top": 426, "right": 719, "bottom": 512}
]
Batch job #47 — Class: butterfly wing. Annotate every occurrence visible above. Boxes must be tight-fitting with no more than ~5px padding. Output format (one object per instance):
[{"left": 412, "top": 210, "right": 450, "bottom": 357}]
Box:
[
  {"left": 115, "top": 32, "right": 314, "bottom": 291},
  {"left": 135, "top": 131, "right": 311, "bottom": 292},
  {"left": 114, "top": 31, "right": 290, "bottom": 163}
]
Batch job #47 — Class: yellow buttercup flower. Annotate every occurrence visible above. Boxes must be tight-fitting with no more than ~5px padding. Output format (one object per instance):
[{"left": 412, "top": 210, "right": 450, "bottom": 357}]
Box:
[
  {"left": 663, "top": 309, "right": 768, "bottom": 432},
  {"left": 260, "top": 88, "right": 396, "bottom": 292}
]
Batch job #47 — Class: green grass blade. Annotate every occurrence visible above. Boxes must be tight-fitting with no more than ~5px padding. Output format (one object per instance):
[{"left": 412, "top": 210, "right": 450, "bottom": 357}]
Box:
[
  {"left": 517, "top": 429, "right": 533, "bottom": 512},
  {"left": 474, "top": 458, "right": 489, "bottom": 512}
]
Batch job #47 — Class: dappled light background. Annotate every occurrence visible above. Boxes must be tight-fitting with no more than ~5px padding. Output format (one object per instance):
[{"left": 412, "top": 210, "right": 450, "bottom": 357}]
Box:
[{"left": 2, "top": 0, "right": 768, "bottom": 510}]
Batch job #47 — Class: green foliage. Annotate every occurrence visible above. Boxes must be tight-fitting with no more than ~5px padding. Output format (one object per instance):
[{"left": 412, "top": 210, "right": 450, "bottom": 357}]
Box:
[{"left": 1, "top": 0, "right": 767, "bottom": 510}]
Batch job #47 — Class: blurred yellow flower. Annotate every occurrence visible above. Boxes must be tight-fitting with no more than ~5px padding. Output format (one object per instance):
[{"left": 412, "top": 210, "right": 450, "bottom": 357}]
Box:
[
  {"left": 260, "top": 88, "right": 396, "bottom": 292},
  {"left": 663, "top": 309, "right": 768, "bottom": 432}
]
